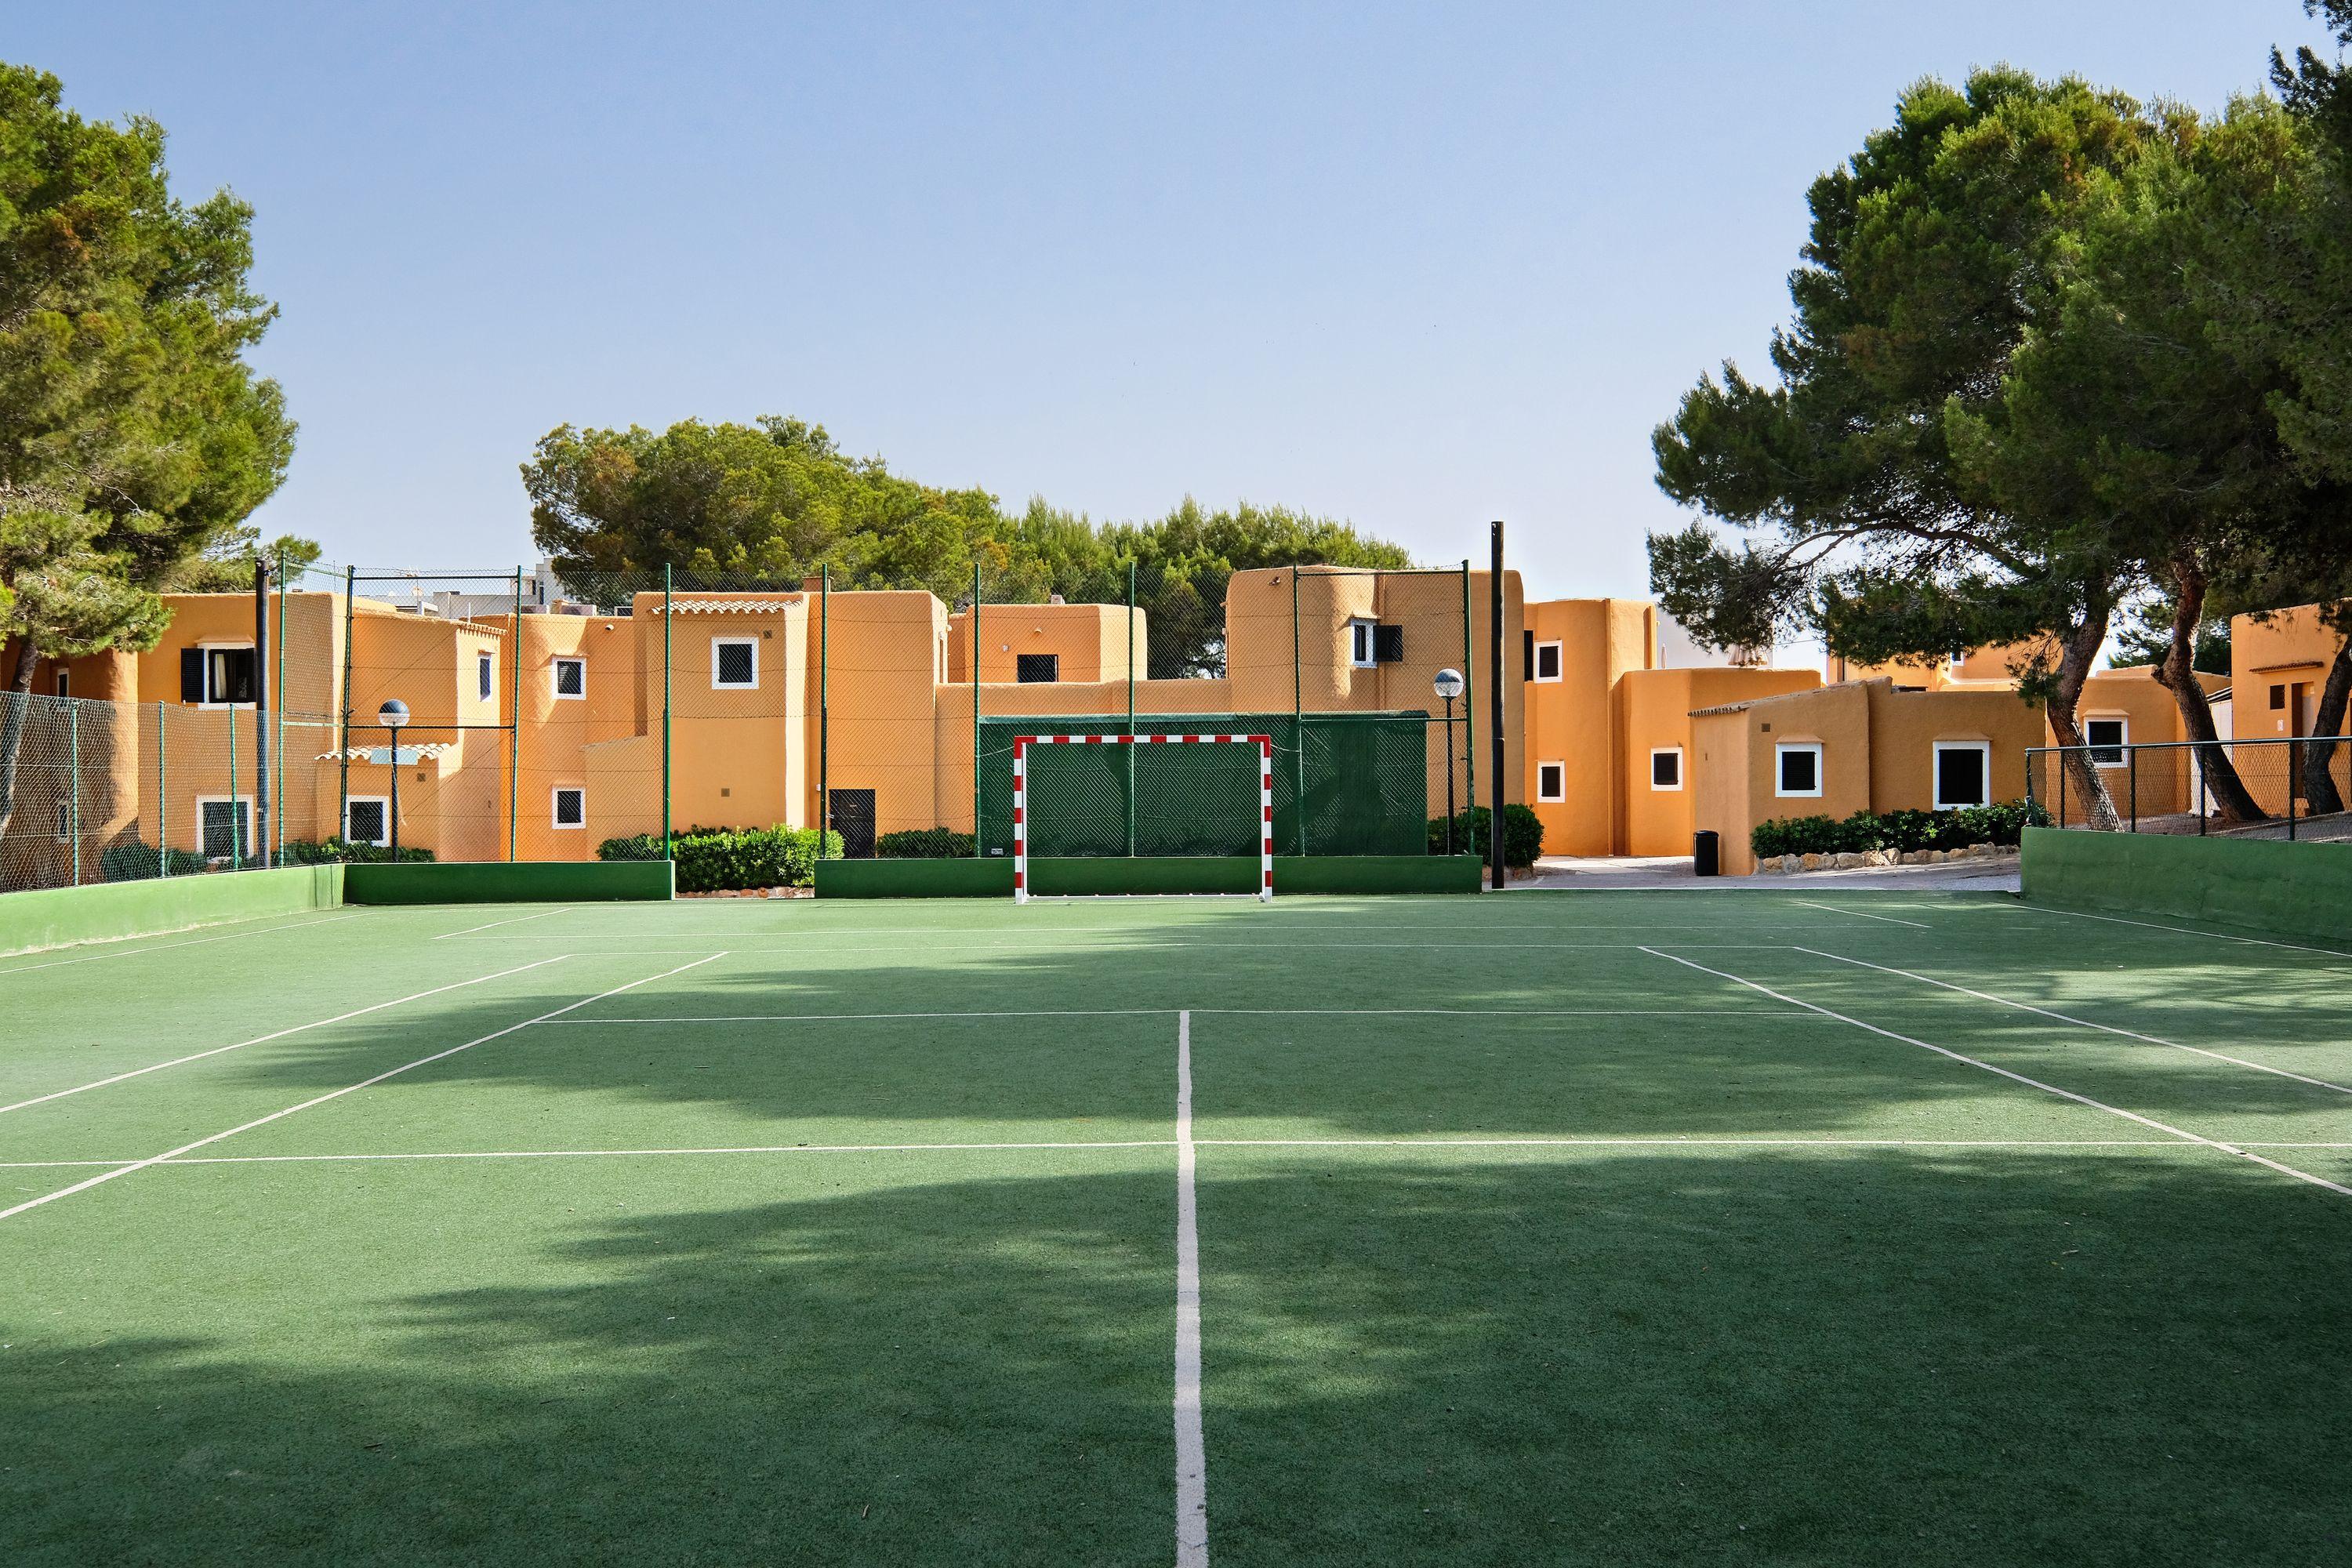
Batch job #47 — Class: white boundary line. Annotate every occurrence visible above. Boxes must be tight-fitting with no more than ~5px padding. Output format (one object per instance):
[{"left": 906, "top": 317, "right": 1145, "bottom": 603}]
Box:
[
  {"left": 1798, "top": 949, "right": 2352, "bottom": 1097},
  {"left": 432, "top": 907, "right": 572, "bottom": 939},
  {"left": 1790, "top": 901, "right": 1929, "bottom": 929},
  {"left": 1639, "top": 947, "right": 2352, "bottom": 1198},
  {"left": 557, "top": 1009, "right": 1173, "bottom": 1025},
  {"left": 0, "top": 913, "right": 362, "bottom": 975},
  {"left": 552, "top": 1007, "right": 1805, "bottom": 1026},
  {"left": 0, "top": 954, "right": 723, "bottom": 1224},
  {"left": 1174, "top": 1008, "right": 1210, "bottom": 1568},
  {"left": 0, "top": 956, "right": 575, "bottom": 1116},
  {"left": 1999, "top": 902, "right": 2352, "bottom": 960}
]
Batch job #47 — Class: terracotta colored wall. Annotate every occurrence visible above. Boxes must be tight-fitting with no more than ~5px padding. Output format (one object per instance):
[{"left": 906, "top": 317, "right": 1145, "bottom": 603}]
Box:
[
  {"left": 1690, "top": 709, "right": 1758, "bottom": 873},
  {"left": 1520, "top": 598, "right": 1653, "bottom": 855},
  {"left": 948, "top": 602, "right": 1134, "bottom": 684},
  {"left": 1616, "top": 666, "right": 1820, "bottom": 856},
  {"left": 1863, "top": 683, "right": 2045, "bottom": 813}
]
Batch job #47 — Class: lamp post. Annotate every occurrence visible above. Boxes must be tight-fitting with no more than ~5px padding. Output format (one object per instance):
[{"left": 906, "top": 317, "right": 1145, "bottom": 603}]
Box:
[
  {"left": 1435, "top": 668, "right": 1465, "bottom": 855},
  {"left": 379, "top": 699, "right": 409, "bottom": 860}
]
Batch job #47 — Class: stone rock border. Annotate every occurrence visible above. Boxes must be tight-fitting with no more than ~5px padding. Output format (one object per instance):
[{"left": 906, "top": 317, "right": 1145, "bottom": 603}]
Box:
[{"left": 1754, "top": 843, "right": 2020, "bottom": 874}]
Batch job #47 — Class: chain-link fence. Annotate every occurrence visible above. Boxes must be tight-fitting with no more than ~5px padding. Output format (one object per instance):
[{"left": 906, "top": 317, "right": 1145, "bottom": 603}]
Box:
[{"left": 2027, "top": 735, "right": 2352, "bottom": 840}]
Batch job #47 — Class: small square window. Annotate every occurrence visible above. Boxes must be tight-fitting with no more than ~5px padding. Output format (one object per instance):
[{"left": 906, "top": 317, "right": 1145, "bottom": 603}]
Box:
[
  {"left": 199, "top": 797, "right": 250, "bottom": 858},
  {"left": 1533, "top": 641, "right": 1563, "bottom": 683},
  {"left": 1348, "top": 619, "right": 1378, "bottom": 669},
  {"left": 1016, "top": 652, "right": 1059, "bottom": 684},
  {"left": 345, "top": 797, "right": 389, "bottom": 847},
  {"left": 552, "top": 657, "right": 586, "bottom": 699},
  {"left": 2270, "top": 684, "right": 2287, "bottom": 710},
  {"left": 1537, "top": 761, "right": 1566, "bottom": 803},
  {"left": 713, "top": 637, "right": 758, "bottom": 689},
  {"left": 477, "top": 652, "right": 495, "bottom": 703},
  {"left": 1933, "top": 742, "right": 1991, "bottom": 809},
  {"left": 1650, "top": 748, "right": 1682, "bottom": 790},
  {"left": 2085, "top": 717, "right": 2127, "bottom": 767},
  {"left": 187, "top": 645, "right": 256, "bottom": 706},
  {"left": 1776, "top": 742, "right": 1823, "bottom": 797},
  {"left": 1372, "top": 625, "right": 1404, "bottom": 664},
  {"left": 552, "top": 786, "right": 586, "bottom": 829}
]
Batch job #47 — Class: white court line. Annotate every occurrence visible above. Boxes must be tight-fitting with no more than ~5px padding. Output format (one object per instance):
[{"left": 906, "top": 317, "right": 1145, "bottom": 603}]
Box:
[
  {"left": 0, "top": 957, "right": 575, "bottom": 1116},
  {"left": 159, "top": 1140, "right": 1175, "bottom": 1163},
  {"left": 553, "top": 1007, "right": 1803, "bottom": 1026},
  {"left": 1798, "top": 949, "right": 2352, "bottom": 1097},
  {"left": 459, "top": 938, "right": 1801, "bottom": 951},
  {"left": 0, "top": 913, "right": 361, "bottom": 976},
  {"left": 1998, "top": 902, "right": 2352, "bottom": 960},
  {"left": 0, "top": 954, "right": 723, "bottom": 1224},
  {"left": 432, "top": 907, "right": 572, "bottom": 939},
  {"left": 1174, "top": 1008, "right": 1210, "bottom": 1568},
  {"left": 1198, "top": 1137, "right": 2187, "bottom": 1148},
  {"left": 1791, "top": 901, "right": 1930, "bottom": 929},
  {"left": 1639, "top": 947, "right": 2352, "bottom": 1199}
]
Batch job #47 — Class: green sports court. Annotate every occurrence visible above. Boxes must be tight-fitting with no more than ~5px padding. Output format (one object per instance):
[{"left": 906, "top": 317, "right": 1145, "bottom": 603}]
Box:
[{"left": 4, "top": 890, "right": 2350, "bottom": 1565}]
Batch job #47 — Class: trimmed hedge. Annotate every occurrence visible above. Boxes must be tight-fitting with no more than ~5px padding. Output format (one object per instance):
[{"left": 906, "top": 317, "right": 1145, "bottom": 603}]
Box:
[
  {"left": 596, "top": 824, "right": 843, "bottom": 891},
  {"left": 1751, "top": 800, "right": 2047, "bottom": 859},
  {"left": 99, "top": 840, "right": 208, "bottom": 881},
  {"left": 1427, "top": 804, "right": 1545, "bottom": 869},
  {"left": 280, "top": 837, "right": 434, "bottom": 865},
  {"left": 97, "top": 837, "right": 426, "bottom": 880},
  {"left": 877, "top": 827, "right": 978, "bottom": 859}
]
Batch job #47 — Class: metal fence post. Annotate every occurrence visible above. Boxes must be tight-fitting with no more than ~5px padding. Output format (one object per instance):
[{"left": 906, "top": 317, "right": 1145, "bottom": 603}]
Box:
[
  {"left": 228, "top": 699, "right": 241, "bottom": 869},
  {"left": 67, "top": 697, "right": 81, "bottom": 886},
  {"left": 663, "top": 563, "right": 674, "bottom": 860},
  {"left": 1125, "top": 558, "right": 1137, "bottom": 858},
  {"left": 2198, "top": 743, "right": 2208, "bottom": 833},
  {"left": 1291, "top": 565, "right": 1306, "bottom": 856},
  {"left": 509, "top": 566, "right": 523, "bottom": 861},
  {"left": 156, "top": 702, "right": 168, "bottom": 878},
  {"left": 971, "top": 563, "right": 982, "bottom": 858},
  {"left": 274, "top": 546, "right": 287, "bottom": 862},
  {"left": 815, "top": 564, "right": 826, "bottom": 858},
  {"left": 339, "top": 564, "right": 355, "bottom": 845},
  {"left": 2128, "top": 748, "right": 2137, "bottom": 833},
  {"left": 1460, "top": 559, "right": 1475, "bottom": 823}
]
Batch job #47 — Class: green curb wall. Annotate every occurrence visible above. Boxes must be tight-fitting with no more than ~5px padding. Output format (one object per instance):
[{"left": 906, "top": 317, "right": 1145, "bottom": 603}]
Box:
[
  {"left": 2020, "top": 826, "right": 2352, "bottom": 943},
  {"left": 343, "top": 861, "right": 674, "bottom": 904},
  {"left": 0, "top": 865, "right": 344, "bottom": 958},
  {"left": 815, "top": 855, "right": 1484, "bottom": 898}
]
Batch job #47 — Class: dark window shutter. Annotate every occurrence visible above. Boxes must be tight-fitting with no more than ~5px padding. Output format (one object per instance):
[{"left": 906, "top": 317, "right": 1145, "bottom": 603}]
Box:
[
  {"left": 1523, "top": 630, "right": 1534, "bottom": 681},
  {"left": 228, "top": 648, "right": 256, "bottom": 703},
  {"left": 180, "top": 648, "right": 204, "bottom": 702},
  {"left": 1373, "top": 625, "right": 1404, "bottom": 664}
]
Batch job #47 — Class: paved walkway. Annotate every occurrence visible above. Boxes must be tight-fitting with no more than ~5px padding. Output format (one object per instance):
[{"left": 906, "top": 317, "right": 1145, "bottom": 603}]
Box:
[{"left": 1511, "top": 851, "right": 2022, "bottom": 894}]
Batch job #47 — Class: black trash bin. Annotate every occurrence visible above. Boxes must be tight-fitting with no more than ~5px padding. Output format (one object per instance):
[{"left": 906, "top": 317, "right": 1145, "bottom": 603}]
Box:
[{"left": 1693, "top": 829, "right": 1719, "bottom": 877}]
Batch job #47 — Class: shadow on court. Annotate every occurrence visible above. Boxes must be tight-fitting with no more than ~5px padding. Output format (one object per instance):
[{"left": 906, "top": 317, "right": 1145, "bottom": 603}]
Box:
[{"left": 4, "top": 1148, "right": 2349, "bottom": 1566}]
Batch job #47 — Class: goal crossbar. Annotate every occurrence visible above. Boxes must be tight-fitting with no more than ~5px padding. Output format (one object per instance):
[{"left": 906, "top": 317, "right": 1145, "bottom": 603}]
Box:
[{"left": 1011, "top": 733, "right": 1274, "bottom": 903}]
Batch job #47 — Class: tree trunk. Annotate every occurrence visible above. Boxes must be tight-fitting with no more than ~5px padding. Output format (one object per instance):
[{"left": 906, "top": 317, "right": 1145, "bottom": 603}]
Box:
[
  {"left": 2303, "top": 634, "right": 2352, "bottom": 817},
  {"left": 0, "top": 638, "right": 40, "bottom": 840},
  {"left": 2154, "top": 555, "right": 2266, "bottom": 824},
  {"left": 2044, "top": 598, "right": 2121, "bottom": 830}
]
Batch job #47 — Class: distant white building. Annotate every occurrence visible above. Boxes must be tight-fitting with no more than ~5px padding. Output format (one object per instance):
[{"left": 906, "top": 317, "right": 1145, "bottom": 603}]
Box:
[{"left": 1656, "top": 613, "right": 1778, "bottom": 670}]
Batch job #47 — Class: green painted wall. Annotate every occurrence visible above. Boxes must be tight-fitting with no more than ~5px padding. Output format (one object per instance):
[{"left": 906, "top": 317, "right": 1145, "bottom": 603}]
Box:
[
  {"left": 815, "top": 855, "right": 1483, "bottom": 898},
  {"left": 0, "top": 865, "right": 344, "bottom": 958},
  {"left": 2021, "top": 826, "right": 2352, "bottom": 943},
  {"left": 343, "top": 861, "right": 673, "bottom": 905}
]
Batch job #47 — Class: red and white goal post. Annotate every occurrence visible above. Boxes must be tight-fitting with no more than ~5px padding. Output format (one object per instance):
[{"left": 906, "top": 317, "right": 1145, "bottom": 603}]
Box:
[{"left": 1011, "top": 732, "right": 1275, "bottom": 904}]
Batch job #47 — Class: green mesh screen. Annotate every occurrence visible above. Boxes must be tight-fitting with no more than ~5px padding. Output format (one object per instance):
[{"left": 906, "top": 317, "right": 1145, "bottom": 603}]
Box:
[{"left": 981, "top": 713, "right": 1428, "bottom": 858}]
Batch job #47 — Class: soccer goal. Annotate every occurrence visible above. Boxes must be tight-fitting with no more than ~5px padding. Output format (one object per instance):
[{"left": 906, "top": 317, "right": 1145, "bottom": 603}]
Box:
[{"left": 1011, "top": 732, "right": 1274, "bottom": 903}]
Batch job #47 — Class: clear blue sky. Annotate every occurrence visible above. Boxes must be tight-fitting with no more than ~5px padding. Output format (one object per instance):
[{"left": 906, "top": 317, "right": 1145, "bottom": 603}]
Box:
[{"left": 15, "top": 2, "right": 2337, "bottom": 597}]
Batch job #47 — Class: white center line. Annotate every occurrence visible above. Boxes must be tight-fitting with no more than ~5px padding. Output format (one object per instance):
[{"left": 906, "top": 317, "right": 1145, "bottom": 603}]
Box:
[
  {"left": 0, "top": 954, "right": 723, "bottom": 1224},
  {"left": 1639, "top": 947, "right": 2352, "bottom": 1199},
  {"left": 1798, "top": 949, "right": 2352, "bottom": 1096},
  {"left": 1174, "top": 1008, "right": 1210, "bottom": 1568},
  {"left": 0, "top": 957, "right": 574, "bottom": 1116},
  {"left": 431, "top": 907, "right": 573, "bottom": 939},
  {"left": 1791, "top": 901, "right": 1930, "bottom": 928}
]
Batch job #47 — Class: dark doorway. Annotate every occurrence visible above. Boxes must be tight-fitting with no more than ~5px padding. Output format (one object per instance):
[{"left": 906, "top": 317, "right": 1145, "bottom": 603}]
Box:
[
  {"left": 828, "top": 789, "right": 877, "bottom": 858},
  {"left": 1016, "top": 653, "right": 1059, "bottom": 683}
]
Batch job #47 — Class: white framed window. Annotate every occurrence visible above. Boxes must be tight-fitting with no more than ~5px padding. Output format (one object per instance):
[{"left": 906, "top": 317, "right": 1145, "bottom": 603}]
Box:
[
  {"left": 2085, "top": 717, "right": 2127, "bottom": 767},
  {"left": 712, "top": 637, "right": 758, "bottom": 689},
  {"left": 551, "top": 786, "right": 586, "bottom": 829},
  {"left": 551, "top": 656, "right": 586, "bottom": 700},
  {"left": 1933, "top": 741, "right": 1991, "bottom": 810},
  {"left": 194, "top": 644, "right": 258, "bottom": 706},
  {"left": 345, "top": 797, "right": 390, "bottom": 847},
  {"left": 477, "top": 652, "right": 495, "bottom": 703},
  {"left": 1650, "top": 747, "right": 1683, "bottom": 791},
  {"left": 197, "top": 796, "right": 251, "bottom": 858},
  {"left": 1533, "top": 641, "right": 1563, "bottom": 683},
  {"left": 1537, "top": 760, "right": 1566, "bottom": 803},
  {"left": 1775, "top": 742, "right": 1824, "bottom": 798},
  {"left": 1348, "top": 618, "right": 1378, "bottom": 669}
]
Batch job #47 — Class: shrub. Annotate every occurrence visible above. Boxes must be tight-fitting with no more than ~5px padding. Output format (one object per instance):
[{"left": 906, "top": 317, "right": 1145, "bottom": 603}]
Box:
[
  {"left": 279, "top": 837, "right": 434, "bottom": 865},
  {"left": 877, "top": 827, "right": 977, "bottom": 859},
  {"left": 1749, "top": 798, "right": 2046, "bottom": 859},
  {"left": 1426, "top": 803, "right": 1544, "bottom": 868},
  {"left": 99, "top": 840, "right": 207, "bottom": 881},
  {"left": 599, "top": 824, "right": 842, "bottom": 890}
]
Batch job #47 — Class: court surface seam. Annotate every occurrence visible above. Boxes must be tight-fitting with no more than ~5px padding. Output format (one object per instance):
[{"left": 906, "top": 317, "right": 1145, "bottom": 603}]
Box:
[{"left": 1640, "top": 946, "right": 2352, "bottom": 1199}]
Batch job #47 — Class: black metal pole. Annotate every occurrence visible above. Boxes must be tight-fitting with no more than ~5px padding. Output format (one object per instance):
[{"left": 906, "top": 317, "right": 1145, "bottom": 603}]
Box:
[
  {"left": 389, "top": 738, "right": 400, "bottom": 861},
  {"left": 252, "top": 556, "right": 270, "bottom": 868},
  {"left": 1487, "top": 521, "right": 1506, "bottom": 890},
  {"left": 1444, "top": 695, "right": 1457, "bottom": 855}
]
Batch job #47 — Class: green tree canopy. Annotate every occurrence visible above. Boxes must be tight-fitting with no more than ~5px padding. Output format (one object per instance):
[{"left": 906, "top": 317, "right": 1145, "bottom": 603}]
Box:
[{"left": 0, "top": 62, "right": 295, "bottom": 832}]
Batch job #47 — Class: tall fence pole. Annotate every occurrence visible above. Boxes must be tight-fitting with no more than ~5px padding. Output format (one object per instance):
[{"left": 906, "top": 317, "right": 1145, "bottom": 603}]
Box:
[
  {"left": 1291, "top": 566, "right": 1306, "bottom": 856},
  {"left": 228, "top": 699, "right": 241, "bottom": 870},
  {"left": 67, "top": 697, "right": 81, "bottom": 886},
  {"left": 1488, "top": 521, "right": 1506, "bottom": 890},
  {"left": 1125, "top": 558, "right": 1137, "bottom": 858},
  {"left": 339, "top": 564, "right": 355, "bottom": 843},
  {"left": 252, "top": 556, "right": 270, "bottom": 868},
  {"left": 155, "top": 702, "right": 168, "bottom": 878},
  {"left": 1460, "top": 558, "right": 1476, "bottom": 822},
  {"left": 274, "top": 546, "right": 287, "bottom": 862},
  {"left": 971, "top": 564, "right": 982, "bottom": 858},
  {"left": 663, "top": 563, "right": 675, "bottom": 860},
  {"left": 508, "top": 567, "right": 523, "bottom": 861},
  {"left": 817, "top": 565, "right": 828, "bottom": 858}
]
